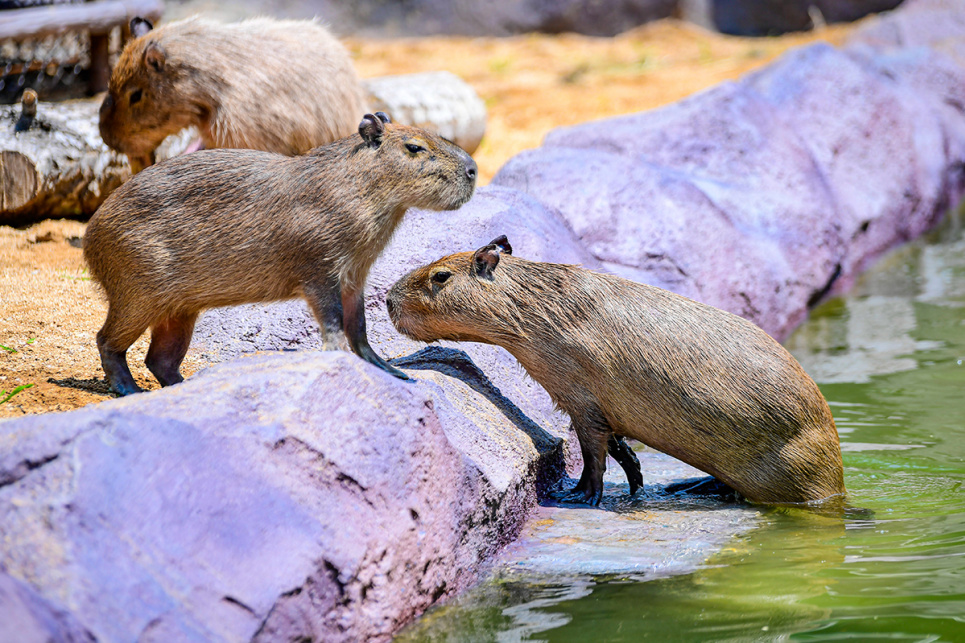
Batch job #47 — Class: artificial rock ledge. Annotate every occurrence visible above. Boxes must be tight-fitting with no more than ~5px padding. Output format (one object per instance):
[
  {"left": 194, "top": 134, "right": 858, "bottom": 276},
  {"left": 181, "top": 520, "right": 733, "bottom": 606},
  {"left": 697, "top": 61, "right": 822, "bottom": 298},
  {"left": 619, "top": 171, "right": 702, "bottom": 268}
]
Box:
[{"left": 0, "top": 349, "right": 564, "bottom": 642}]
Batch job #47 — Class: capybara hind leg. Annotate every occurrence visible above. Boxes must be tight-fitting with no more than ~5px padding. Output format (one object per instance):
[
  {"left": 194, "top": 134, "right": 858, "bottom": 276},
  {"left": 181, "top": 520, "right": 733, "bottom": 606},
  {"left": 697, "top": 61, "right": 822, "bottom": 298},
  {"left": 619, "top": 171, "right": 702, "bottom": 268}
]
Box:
[
  {"left": 145, "top": 313, "right": 198, "bottom": 387},
  {"left": 303, "top": 279, "right": 347, "bottom": 351},
  {"left": 555, "top": 409, "right": 611, "bottom": 506},
  {"left": 97, "top": 306, "right": 150, "bottom": 396},
  {"left": 608, "top": 434, "right": 643, "bottom": 496}
]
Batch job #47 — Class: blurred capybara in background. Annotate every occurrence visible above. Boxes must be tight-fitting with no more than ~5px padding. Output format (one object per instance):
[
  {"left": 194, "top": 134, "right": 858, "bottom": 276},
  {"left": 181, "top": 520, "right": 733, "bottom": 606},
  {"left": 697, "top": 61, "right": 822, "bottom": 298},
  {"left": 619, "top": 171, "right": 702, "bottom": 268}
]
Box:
[
  {"left": 387, "top": 236, "right": 846, "bottom": 507},
  {"left": 99, "top": 16, "right": 369, "bottom": 172},
  {"left": 84, "top": 113, "right": 477, "bottom": 395}
]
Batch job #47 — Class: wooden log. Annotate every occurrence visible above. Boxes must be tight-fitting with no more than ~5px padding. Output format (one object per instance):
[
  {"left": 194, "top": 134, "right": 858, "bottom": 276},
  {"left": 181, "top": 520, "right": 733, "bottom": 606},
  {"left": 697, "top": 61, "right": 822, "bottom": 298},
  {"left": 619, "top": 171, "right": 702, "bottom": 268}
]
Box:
[
  {"left": 0, "top": 0, "right": 163, "bottom": 40},
  {"left": 89, "top": 32, "right": 111, "bottom": 94},
  {"left": 0, "top": 94, "right": 129, "bottom": 226},
  {"left": 0, "top": 71, "right": 488, "bottom": 226}
]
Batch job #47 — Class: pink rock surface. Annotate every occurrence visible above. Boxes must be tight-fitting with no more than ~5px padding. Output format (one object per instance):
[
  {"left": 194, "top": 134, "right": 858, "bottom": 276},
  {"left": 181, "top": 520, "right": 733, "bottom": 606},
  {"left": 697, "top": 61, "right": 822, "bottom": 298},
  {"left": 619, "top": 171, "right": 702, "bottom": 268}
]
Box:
[
  {"left": 0, "top": 352, "right": 564, "bottom": 642},
  {"left": 496, "top": 40, "right": 965, "bottom": 341}
]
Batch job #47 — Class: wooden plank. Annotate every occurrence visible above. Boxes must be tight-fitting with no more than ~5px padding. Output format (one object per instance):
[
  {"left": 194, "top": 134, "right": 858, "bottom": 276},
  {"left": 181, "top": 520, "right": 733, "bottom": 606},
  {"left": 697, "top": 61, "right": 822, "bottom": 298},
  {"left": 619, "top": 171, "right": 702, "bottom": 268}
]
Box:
[{"left": 0, "top": 0, "right": 163, "bottom": 40}]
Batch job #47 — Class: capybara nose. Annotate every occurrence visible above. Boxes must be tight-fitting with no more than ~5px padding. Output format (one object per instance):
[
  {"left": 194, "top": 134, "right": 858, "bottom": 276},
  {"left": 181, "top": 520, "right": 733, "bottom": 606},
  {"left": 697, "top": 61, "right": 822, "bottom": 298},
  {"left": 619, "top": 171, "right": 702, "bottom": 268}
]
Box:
[
  {"left": 386, "top": 296, "right": 395, "bottom": 316},
  {"left": 465, "top": 158, "right": 477, "bottom": 182}
]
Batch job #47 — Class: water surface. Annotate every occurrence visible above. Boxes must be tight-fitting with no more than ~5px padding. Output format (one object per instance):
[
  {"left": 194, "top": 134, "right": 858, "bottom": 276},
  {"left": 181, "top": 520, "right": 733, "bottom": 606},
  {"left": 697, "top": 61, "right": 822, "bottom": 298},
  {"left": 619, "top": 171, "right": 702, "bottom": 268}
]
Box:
[{"left": 398, "top": 208, "right": 965, "bottom": 642}]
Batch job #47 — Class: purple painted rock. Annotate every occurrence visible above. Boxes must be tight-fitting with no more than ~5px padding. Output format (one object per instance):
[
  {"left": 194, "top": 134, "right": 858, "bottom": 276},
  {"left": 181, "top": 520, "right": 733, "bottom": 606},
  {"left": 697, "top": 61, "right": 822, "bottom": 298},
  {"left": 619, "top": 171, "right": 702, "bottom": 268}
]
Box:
[
  {"left": 495, "top": 82, "right": 841, "bottom": 340},
  {"left": 850, "top": 0, "right": 965, "bottom": 53},
  {"left": 0, "top": 351, "right": 567, "bottom": 642},
  {"left": 0, "top": 569, "right": 95, "bottom": 643},
  {"left": 495, "top": 40, "right": 965, "bottom": 341}
]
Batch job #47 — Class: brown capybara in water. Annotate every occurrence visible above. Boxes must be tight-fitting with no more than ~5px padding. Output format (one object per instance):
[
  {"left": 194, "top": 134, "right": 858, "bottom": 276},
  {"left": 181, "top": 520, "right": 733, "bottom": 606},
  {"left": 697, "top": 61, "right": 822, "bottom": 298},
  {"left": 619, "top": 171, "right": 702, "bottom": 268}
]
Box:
[
  {"left": 386, "top": 236, "right": 846, "bottom": 506},
  {"left": 84, "top": 113, "right": 476, "bottom": 396},
  {"left": 99, "top": 16, "right": 368, "bottom": 173}
]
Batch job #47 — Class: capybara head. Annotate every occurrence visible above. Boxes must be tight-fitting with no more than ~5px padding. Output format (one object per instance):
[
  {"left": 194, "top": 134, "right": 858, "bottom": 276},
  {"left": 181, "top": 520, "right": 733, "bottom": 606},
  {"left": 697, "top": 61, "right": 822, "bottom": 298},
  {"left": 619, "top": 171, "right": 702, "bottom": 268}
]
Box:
[
  {"left": 357, "top": 112, "right": 477, "bottom": 212},
  {"left": 99, "top": 18, "right": 200, "bottom": 166},
  {"left": 387, "top": 235, "right": 517, "bottom": 343}
]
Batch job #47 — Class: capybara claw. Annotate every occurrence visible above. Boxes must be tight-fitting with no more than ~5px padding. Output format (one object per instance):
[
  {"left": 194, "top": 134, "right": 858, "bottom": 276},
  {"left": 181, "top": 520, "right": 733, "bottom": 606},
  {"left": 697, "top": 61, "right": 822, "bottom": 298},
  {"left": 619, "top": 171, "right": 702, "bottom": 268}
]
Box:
[
  {"left": 381, "top": 363, "right": 411, "bottom": 381},
  {"left": 552, "top": 485, "right": 603, "bottom": 507},
  {"left": 111, "top": 382, "right": 144, "bottom": 397}
]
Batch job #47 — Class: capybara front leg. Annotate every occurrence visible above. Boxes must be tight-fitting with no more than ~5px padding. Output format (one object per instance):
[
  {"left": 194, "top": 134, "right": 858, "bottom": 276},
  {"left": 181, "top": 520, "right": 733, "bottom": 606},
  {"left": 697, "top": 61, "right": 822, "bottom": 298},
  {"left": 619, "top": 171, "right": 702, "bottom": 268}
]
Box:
[
  {"left": 608, "top": 434, "right": 643, "bottom": 496},
  {"left": 145, "top": 313, "right": 198, "bottom": 387},
  {"left": 341, "top": 286, "right": 410, "bottom": 380},
  {"left": 555, "top": 408, "right": 611, "bottom": 506},
  {"left": 96, "top": 305, "right": 150, "bottom": 396}
]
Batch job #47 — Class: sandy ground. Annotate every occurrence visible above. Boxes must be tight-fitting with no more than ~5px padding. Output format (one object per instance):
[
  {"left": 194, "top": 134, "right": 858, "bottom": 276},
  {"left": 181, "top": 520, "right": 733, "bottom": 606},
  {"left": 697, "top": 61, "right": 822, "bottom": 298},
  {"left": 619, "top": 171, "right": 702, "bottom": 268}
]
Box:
[{"left": 0, "top": 20, "right": 852, "bottom": 418}]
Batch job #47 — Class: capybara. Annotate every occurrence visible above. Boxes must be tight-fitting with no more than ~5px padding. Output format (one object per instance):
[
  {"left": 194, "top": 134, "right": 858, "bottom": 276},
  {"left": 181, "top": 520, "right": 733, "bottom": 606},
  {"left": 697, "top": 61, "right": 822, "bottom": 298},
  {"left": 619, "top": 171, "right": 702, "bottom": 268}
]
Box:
[
  {"left": 386, "top": 236, "right": 846, "bottom": 506},
  {"left": 99, "top": 16, "right": 368, "bottom": 172},
  {"left": 84, "top": 113, "right": 476, "bottom": 395}
]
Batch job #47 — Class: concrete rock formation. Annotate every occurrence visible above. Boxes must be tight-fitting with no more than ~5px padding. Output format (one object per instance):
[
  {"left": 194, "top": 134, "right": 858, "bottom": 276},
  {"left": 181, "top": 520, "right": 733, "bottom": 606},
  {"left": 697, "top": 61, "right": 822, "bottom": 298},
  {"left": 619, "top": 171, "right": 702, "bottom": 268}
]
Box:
[{"left": 0, "top": 351, "right": 566, "bottom": 642}]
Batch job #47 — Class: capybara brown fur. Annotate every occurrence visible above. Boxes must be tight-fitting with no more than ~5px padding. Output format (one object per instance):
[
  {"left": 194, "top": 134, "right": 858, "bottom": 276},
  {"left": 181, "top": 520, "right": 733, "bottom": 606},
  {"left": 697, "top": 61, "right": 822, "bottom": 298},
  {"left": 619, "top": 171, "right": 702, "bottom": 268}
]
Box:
[
  {"left": 84, "top": 113, "right": 476, "bottom": 395},
  {"left": 99, "top": 16, "right": 368, "bottom": 172},
  {"left": 386, "top": 236, "right": 846, "bottom": 506}
]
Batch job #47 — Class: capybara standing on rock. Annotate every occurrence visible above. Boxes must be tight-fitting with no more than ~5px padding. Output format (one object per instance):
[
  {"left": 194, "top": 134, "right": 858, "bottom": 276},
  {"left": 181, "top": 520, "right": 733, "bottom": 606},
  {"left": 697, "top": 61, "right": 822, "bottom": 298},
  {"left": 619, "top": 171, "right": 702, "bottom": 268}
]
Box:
[
  {"left": 386, "top": 236, "right": 846, "bottom": 506},
  {"left": 84, "top": 113, "right": 476, "bottom": 395},
  {"left": 99, "top": 16, "right": 369, "bottom": 172}
]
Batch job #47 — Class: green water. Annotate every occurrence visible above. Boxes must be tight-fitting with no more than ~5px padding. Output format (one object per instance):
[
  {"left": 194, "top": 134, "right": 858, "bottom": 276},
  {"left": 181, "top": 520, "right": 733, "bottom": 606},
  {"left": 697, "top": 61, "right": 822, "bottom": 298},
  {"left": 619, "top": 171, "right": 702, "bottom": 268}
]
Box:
[{"left": 399, "top": 208, "right": 965, "bottom": 642}]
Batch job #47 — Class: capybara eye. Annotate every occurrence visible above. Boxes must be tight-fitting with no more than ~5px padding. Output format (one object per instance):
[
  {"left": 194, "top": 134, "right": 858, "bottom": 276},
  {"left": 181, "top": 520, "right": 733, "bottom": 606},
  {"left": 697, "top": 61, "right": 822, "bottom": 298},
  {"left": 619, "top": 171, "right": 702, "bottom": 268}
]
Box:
[
  {"left": 405, "top": 143, "right": 426, "bottom": 154},
  {"left": 129, "top": 89, "right": 143, "bottom": 106},
  {"left": 431, "top": 270, "right": 452, "bottom": 285}
]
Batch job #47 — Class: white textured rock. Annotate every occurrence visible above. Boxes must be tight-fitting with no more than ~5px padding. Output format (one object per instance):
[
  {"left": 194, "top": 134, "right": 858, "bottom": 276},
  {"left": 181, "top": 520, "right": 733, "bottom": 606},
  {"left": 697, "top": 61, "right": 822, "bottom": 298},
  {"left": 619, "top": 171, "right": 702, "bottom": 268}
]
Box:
[{"left": 364, "top": 71, "right": 487, "bottom": 154}]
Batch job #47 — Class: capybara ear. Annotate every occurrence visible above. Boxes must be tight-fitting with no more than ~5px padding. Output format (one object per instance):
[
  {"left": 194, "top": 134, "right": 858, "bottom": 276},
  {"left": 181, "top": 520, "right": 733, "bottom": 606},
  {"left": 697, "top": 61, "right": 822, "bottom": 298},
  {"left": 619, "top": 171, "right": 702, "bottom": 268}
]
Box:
[
  {"left": 359, "top": 113, "right": 385, "bottom": 147},
  {"left": 489, "top": 235, "right": 512, "bottom": 255},
  {"left": 473, "top": 240, "right": 505, "bottom": 279},
  {"left": 144, "top": 42, "right": 165, "bottom": 72},
  {"left": 130, "top": 17, "right": 154, "bottom": 38},
  {"left": 374, "top": 111, "right": 392, "bottom": 124}
]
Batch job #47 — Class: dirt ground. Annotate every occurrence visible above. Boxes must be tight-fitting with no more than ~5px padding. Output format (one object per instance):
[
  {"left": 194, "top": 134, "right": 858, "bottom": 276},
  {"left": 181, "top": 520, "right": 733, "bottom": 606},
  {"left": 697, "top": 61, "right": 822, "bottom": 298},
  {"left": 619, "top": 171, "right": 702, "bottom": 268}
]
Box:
[{"left": 0, "top": 19, "right": 853, "bottom": 418}]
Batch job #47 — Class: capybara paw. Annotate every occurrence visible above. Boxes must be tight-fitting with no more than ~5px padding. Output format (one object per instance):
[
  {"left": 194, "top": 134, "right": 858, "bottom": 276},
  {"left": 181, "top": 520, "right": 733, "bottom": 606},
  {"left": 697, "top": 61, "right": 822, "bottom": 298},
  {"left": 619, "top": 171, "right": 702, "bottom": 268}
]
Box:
[
  {"left": 552, "top": 484, "right": 603, "bottom": 507},
  {"left": 110, "top": 381, "right": 144, "bottom": 397},
  {"left": 379, "top": 360, "right": 412, "bottom": 381}
]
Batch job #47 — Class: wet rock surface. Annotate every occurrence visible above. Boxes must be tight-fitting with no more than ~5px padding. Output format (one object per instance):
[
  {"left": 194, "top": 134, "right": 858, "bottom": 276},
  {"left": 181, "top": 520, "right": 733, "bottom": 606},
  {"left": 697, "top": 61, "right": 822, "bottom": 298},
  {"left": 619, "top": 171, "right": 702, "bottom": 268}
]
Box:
[
  {"left": 498, "top": 453, "right": 760, "bottom": 577},
  {"left": 3, "top": 1, "right": 965, "bottom": 640}
]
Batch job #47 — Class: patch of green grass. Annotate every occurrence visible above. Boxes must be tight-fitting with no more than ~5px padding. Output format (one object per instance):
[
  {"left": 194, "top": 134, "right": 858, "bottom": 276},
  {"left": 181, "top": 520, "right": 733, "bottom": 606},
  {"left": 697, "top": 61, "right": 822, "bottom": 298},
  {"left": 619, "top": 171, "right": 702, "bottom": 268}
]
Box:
[
  {"left": 0, "top": 384, "right": 33, "bottom": 404},
  {"left": 59, "top": 272, "right": 91, "bottom": 281},
  {"left": 488, "top": 56, "right": 512, "bottom": 74}
]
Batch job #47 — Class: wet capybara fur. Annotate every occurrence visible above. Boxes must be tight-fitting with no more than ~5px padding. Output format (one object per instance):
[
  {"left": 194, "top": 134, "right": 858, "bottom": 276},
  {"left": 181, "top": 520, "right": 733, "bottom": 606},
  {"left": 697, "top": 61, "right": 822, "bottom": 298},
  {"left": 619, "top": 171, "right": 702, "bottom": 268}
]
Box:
[
  {"left": 84, "top": 113, "right": 476, "bottom": 395},
  {"left": 99, "top": 16, "right": 368, "bottom": 172},
  {"left": 386, "top": 236, "right": 846, "bottom": 506}
]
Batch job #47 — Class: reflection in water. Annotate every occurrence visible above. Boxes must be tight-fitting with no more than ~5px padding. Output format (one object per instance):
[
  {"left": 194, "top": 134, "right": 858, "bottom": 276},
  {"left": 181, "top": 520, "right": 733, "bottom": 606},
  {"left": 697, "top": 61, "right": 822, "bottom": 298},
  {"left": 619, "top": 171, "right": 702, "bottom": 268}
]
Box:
[
  {"left": 788, "top": 296, "right": 942, "bottom": 384},
  {"left": 397, "top": 208, "right": 965, "bottom": 642}
]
